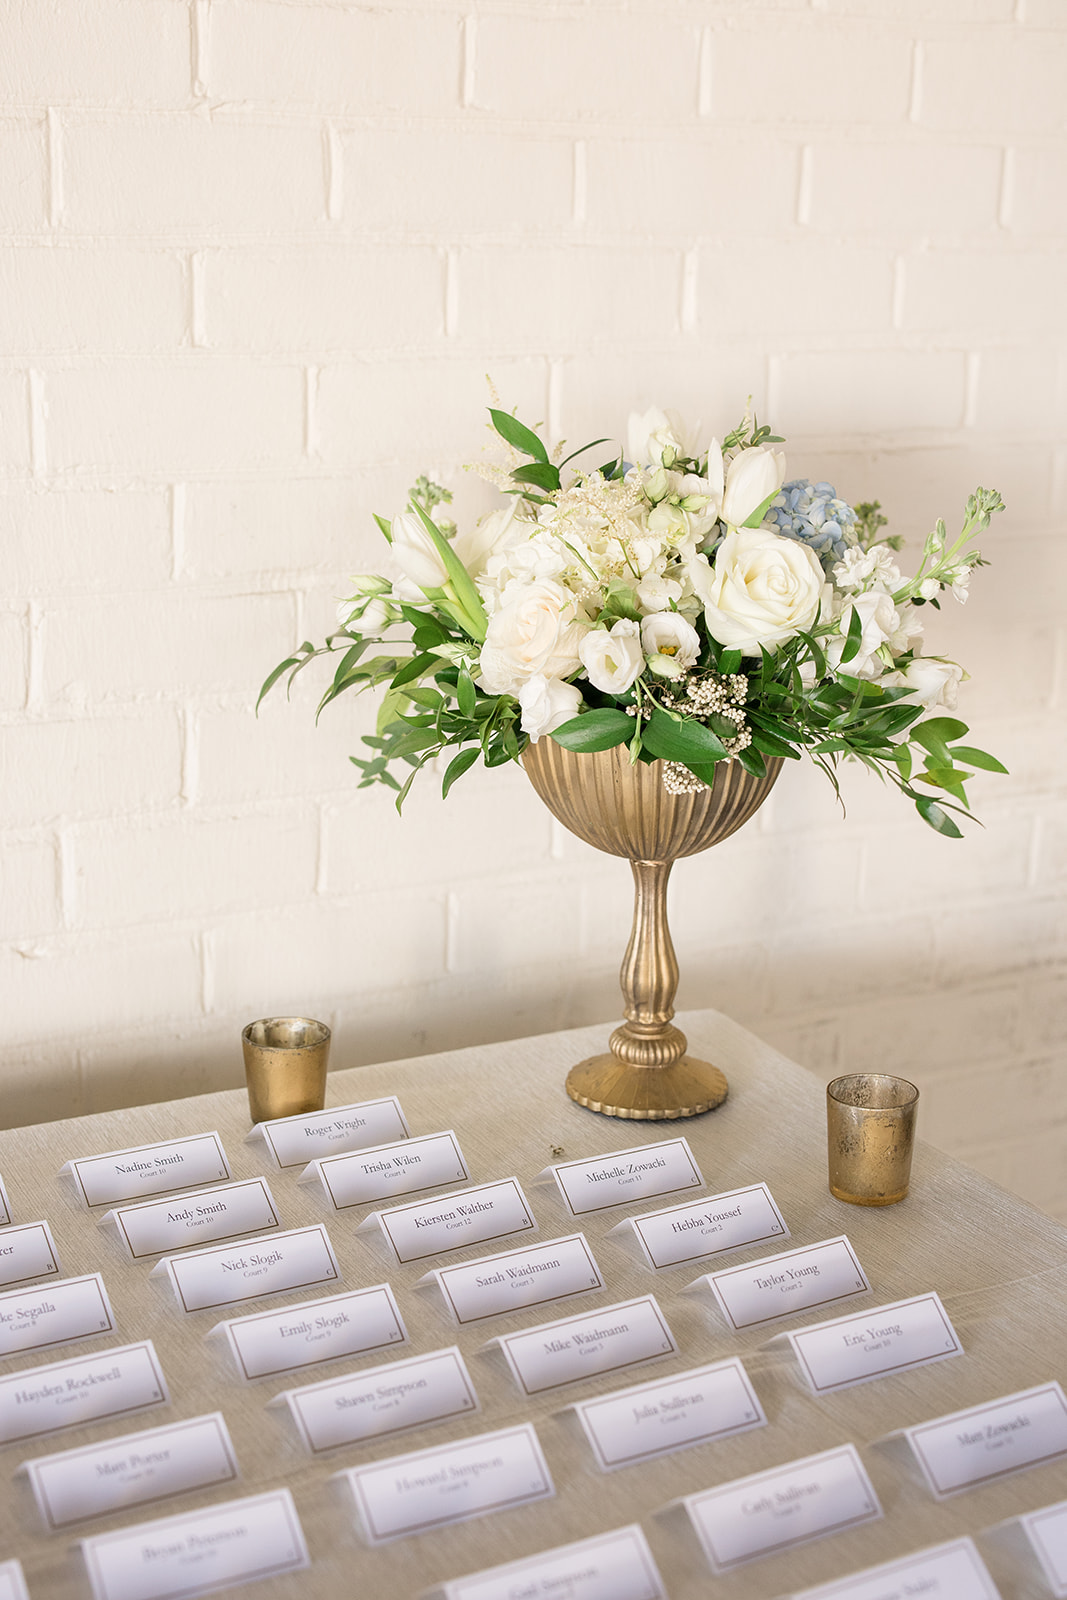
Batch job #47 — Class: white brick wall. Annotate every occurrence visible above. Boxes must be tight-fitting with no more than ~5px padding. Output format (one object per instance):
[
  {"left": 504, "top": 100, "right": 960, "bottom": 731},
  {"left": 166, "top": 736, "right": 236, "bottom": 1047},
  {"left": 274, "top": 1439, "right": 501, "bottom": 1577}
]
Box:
[{"left": 1, "top": 0, "right": 1065, "bottom": 1222}]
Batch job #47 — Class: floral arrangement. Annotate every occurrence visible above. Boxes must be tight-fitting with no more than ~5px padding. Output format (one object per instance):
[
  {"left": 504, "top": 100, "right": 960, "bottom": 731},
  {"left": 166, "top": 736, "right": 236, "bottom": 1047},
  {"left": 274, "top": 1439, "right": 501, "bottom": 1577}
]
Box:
[{"left": 261, "top": 404, "right": 1005, "bottom": 837}]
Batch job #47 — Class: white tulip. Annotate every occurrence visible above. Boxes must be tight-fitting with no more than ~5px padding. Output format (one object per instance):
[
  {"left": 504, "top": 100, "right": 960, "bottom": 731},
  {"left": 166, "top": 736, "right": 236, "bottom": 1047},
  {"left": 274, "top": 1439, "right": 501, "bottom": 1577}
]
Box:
[
  {"left": 721, "top": 446, "right": 787, "bottom": 529},
  {"left": 453, "top": 501, "right": 523, "bottom": 580},
  {"left": 579, "top": 619, "right": 644, "bottom": 695},
  {"left": 391, "top": 511, "right": 448, "bottom": 594},
  {"left": 518, "top": 674, "right": 584, "bottom": 741}
]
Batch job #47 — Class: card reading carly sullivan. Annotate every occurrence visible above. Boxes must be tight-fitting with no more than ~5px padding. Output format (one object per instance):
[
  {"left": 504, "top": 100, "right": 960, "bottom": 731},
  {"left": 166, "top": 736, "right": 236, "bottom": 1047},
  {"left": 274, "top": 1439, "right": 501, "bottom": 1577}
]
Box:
[
  {"left": 299, "top": 1130, "right": 469, "bottom": 1210},
  {"left": 151, "top": 1225, "right": 340, "bottom": 1314},
  {"left": 492, "top": 1296, "right": 677, "bottom": 1397},
  {"left": 0, "top": 1561, "right": 29, "bottom": 1600},
  {"left": 901, "top": 1382, "right": 1067, "bottom": 1499},
  {"left": 572, "top": 1357, "right": 765, "bottom": 1471},
  {"left": 438, "top": 1524, "right": 667, "bottom": 1600},
  {"left": 785, "top": 1293, "right": 962, "bottom": 1395},
  {"left": 272, "top": 1346, "right": 478, "bottom": 1454},
  {"left": 104, "top": 1178, "right": 281, "bottom": 1260},
  {"left": 0, "top": 1273, "right": 116, "bottom": 1360},
  {"left": 211, "top": 1284, "right": 408, "bottom": 1382},
  {"left": 421, "top": 1234, "right": 603, "bottom": 1325},
  {"left": 64, "top": 1134, "right": 230, "bottom": 1209},
  {"left": 249, "top": 1096, "right": 409, "bottom": 1169},
  {"left": 0, "top": 1342, "right": 169, "bottom": 1447},
  {"left": 543, "top": 1140, "right": 704, "bottom": 1216},
  {"left": 613, "top": 1183, "right": 789, "bottom": 1270},
  {"left": 789, "top": 1536, "right": 1002, "bottom": 1600},
  {"left": 0, "top": 1220, "right": 62, "bottom": 1290},
  {"left": 360, "top": 1179, "right": 537, "bottom": 1264},
  {"left": 696, "top": 1236, "right": 870, "bottom": 1332}
]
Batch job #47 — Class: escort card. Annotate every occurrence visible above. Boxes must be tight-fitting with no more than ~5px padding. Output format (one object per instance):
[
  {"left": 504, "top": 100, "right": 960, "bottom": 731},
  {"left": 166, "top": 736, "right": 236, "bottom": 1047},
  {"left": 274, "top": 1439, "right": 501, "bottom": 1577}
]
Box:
[
  {"left": 697, "top": 1236, "right": 869, "bottom": 1332},
  {"left": 65, "top": 1134, "right": 230, "bottom": 1208},
  {"left": 680, "top": 1443, "right": 882, "bottom": 1573},
  {"left": 614, "top": 1182, "right": 789, "bottom": 1270},
  {"left": 0, "top": 1272, "right": 115, "bottom": 1359},
  {"left": 493, "top": 1296, "right": 676, "bottom": 1397},
  {"left": 544, "top": 1140, "right": 704, "bottom": 1216},
  {"left": 0, "top": 1562, "right": 28, "bottom": 1600},
  {"left": 362, "top": 1178, "right": 537, "bottom": 1264},
  {"left": 251, "top": 1096, "right": 410, "bottom": 1168},
  {"left": 0, "top": 1341, "right": 168, "bottom": 1446},
  {"left": 0, "top": 1172, "right": 11, "bottom": 1226},
  {"left": 790, "top": 1536, "right": 1001, "bottom": 1600},
  {"left": 22, "top": 1412, "right": 239, "bottom": 1532},
  {"left": 105, "top": 1177, "right": 280, "bottom": 1260},
  {"left": 80, "top": 1488, "right": 309, "bottom": 1600},
  {"left": 785, "top": 1293, "right": 962, "bottom": 1395},
  {"left": 340, "top": 1422, "right": 553, "bottom": 1544},
  {"left": 212, "top": 1284, "right": 407, "bottom": 1381},
  {"left": 274, "top": 1346, "right": 478, "bottom": 1454},
  {"left": 422, "top": 1234, "right": 603, "bottom": 1325},
  {"left": 902, "top": 1382, "right": 1067, "bottom": 1499},
  {"left": 1020, "top": 1499, "right": 1067, "bottom": 1599},
  {"left": 572, "top": 1357, "right": 765, "bottom": 1471},
  {"left": 439, "top": 1524, "right": 667, "bottom": 1600},
  {"left": 0, "top": 1220, "right": 61, "bottom": 1289},
  {"left": 300, "top": 1130, "right": 469, "bottom": 1210},
  {"left": 152, "top": 1224, "right": 339, "bottom": 1314}
]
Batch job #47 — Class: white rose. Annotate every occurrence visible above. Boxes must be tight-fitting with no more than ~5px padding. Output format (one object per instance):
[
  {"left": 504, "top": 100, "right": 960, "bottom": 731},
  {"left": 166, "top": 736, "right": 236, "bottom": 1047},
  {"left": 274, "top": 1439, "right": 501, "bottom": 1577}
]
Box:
[
  {"left": 887, "top": 656, "right": 964, "bottom": 710},
  {"left": 640, "top": 612, "right": 701, "bottom": 678},
  {"left": 477, "top": 580, "right": 583, "bottom": 694},
  {"left": 721, "top": 446, "right": 787, "bottom": 528},
  {"left": 694, "top": 527, "right": 826, "bottom": 655},
  {"left": 391, "top": 511, "right": 448, "bottom": 594},
  {"left": 579, "top": 618, "right": 644, "bottom": 695},
  {"left": 518, "top": 674, "right": 584, "bottom": 742},
  {"left": 829, "top": 590, "right": 902, "bottom": 679}
]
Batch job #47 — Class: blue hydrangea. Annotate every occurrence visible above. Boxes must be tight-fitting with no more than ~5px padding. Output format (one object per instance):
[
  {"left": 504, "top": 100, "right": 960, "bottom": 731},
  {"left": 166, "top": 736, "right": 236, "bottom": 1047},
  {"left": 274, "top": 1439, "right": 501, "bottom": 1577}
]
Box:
[{"left": 764, "top": 479, "right": 858, "bottom": 567}]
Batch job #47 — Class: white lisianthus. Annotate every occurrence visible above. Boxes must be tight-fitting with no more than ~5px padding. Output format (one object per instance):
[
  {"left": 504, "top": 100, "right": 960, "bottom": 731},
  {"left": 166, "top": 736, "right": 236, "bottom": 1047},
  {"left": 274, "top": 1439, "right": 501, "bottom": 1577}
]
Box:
[
  {"left": 579, "top": 618, "right": 644, "bottom": 695},
  {"left": 477, "top": 580, "right": 584, "bottom": 694},
  {"left": 640, "top": 612, "right": 701, "bottom": 678},
  {"left": 721, "top": 446, "right": 786, "bottom": 528},
  {"left": 517, "top": 674, "right": 583, "bottom": 742},
  {"left": 636, "top": 573, "right": 683, "bottom": 613},
  {"left": 886, "top": 656, "right": 964, "bottom": 710},
  {"left": 337, "top": 575, "right": 399, "bottom": 633},
  {"left": 391, "top": 511, "right": 448, "bottom": 594},
  {"left": 694, "top": 527, "right": 825, "bottom": 655},
  {"left": 828, "top": 590, "right": 903, "bottom": 680},
  {"left": 627, "top": 408, "right": 703, "bottom": 469}
]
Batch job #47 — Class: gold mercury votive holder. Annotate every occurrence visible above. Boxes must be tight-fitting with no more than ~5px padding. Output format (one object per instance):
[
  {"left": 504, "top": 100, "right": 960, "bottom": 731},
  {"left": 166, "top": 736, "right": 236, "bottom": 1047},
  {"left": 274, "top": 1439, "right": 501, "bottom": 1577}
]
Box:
[
  {"left": 827, "top": 1073, "right": 919, "bottom": 1206},
  {"left": 242, "top": 1016, "right": 331, "bottom": 1125}
]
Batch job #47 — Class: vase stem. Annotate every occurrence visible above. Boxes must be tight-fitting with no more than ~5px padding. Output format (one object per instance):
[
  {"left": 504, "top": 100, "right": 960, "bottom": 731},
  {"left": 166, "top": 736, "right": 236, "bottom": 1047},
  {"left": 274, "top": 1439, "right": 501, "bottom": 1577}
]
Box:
[{"left": 609, "top": 858, "right": 688, "bottom": 1068}]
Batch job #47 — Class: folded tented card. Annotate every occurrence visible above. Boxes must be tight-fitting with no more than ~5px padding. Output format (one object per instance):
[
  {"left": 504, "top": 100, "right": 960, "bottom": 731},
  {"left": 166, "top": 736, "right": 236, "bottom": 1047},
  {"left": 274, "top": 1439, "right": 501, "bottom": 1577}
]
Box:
[
  {"left": 274, "top": 1346, "right": 478, "bottom": 1454},
  {"left": 679, "top": 1442, "right": 882, "bottom": 1574},
  {"left": 212, "top": 1284, "right": 407, "bottom": 1381},
  {"left": 613, "top": 1183, "right": 789, "bottom": 1270},
  {"left": 22, "top": 1412, "right": 238, "bottom": 1532},
  {"left": 362, "top": 1179, "right": 537, "bottom": 1264},
  {"left": 0, "top": 1173, "right": 11, "bottom": 1227},
  {"left": 572, "top": 1357, "right": 765, "bottom": 1471},
  {"left": 152, "top": 1225, "right": 339, "bottom": 1314},
  {"left": 696, "top": 1236, "right": 870, "bottom": 1332},
  {"left": 785, "top": 1293, "right": 962, "bottom": 1395},
  {"left": 0, "top": 1561, "right": 28, "bottom": 1600},
  {"left": 0, "top": 1342, "right": 168, "bottom": 1446},
  {"left": 340, "top": 1422, "right": 554, "bottom": 1544},
  {"left": 300, "top": 1130, "right": 469, "bottom": 1210},
  {"left": 439, "top": 1524, "right": 667, "bottom": 1600},
  {"left": 0, "top": 1221, "right": 62, "bottom": 1289},
  {"left": 544, "top": 1140, "right": 704, "bottom": 1216},
  {"left": 493, "top": 1296, "right": 676, "bottom": 1397},
  {"left": 423, "top": 1234, "right": 603, "bottom": 1325},
  {"left": 0, "top": 1272, "right": 115, "bottom": 1359},
  {"left": 789, "top": 1536, "right": 1002, "bottom": 1600},
  {"left": 105, "top": 1178, "right": 280, "bottom": 1260},
  {"left": 1020, "top": 1499, "right": 1067, "bottom": 1599},
  {"left": 80, "top": 1488, "right": 309, "bottom": 1600},
  {"left": 64, "top": 1134, "right": 230, "bottom": 1209},
  {"left": 250, "top": 1097, "right": 409, "bottom": 1168},
  {"left": 902, "top": 1382, "right": 1067, "bottom": 1499}
]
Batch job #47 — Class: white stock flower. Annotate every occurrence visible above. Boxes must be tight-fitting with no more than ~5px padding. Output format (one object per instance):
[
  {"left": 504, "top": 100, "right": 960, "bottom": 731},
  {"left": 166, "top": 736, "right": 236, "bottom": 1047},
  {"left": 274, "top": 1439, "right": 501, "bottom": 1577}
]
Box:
[
  {"left": 640, "top": 612, "right": 701, "bottom": 678},
  {"left": 391, "top": 511, "right": 448, "bottom": 594},
  {"left": 517, "top": 674, "right": 584, "bottom": 742},
  {"left": 477, "top": 580, "right": 583, "bottom": 694},
  {"left": 832, "top": 544, "right": 902, "bottom": 594},
  {"left": 886, "top": 656, "right": 964, "bottom": 710},
  {"left": 694, "top": 527, "right": 825, "bottom": 656},
  {"left": 721, "top": 447, "right": 786, "bottom": 528},
  {"left": 579, "top": 619, "right": 644, "bottom": 695}
]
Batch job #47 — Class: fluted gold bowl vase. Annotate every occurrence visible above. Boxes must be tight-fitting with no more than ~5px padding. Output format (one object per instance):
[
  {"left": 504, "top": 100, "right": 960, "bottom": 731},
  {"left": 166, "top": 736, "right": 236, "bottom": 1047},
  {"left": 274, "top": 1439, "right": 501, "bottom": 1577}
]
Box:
[{"left": 523, "top": 741, "right": 782, "bottom": 1120}]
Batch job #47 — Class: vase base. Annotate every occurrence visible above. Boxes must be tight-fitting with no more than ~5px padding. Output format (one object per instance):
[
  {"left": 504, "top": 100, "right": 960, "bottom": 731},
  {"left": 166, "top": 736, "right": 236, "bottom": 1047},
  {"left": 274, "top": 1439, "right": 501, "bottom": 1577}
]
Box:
[{"left": 565, "top": 1054, "right": 729, "bottom": 1120}]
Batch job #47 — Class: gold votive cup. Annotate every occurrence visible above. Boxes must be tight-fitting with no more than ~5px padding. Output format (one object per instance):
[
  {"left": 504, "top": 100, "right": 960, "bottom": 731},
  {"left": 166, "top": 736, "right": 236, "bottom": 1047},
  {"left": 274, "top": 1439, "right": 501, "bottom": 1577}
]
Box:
[
  {"left": 242, "top": 1017, "right": 331, "bottom": 1125},
  {"left": 827, "top": 1073, "right": 919, "bottom": 1206}
]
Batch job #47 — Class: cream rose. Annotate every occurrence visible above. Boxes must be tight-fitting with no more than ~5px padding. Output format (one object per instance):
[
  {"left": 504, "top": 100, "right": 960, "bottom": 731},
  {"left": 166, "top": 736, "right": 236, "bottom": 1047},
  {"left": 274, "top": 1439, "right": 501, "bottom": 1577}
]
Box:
[
  {"left": 477, "top": 580, "right": 583, "bottom": 694},
  {"left": 517, "top": 674, "right": 583, "bottom": 741},
  {"left": 578, "top": 619, "right": 644, "bottom": 695},
  {"left": 695, "top": 527, "right": 825, "bottom": 655}
]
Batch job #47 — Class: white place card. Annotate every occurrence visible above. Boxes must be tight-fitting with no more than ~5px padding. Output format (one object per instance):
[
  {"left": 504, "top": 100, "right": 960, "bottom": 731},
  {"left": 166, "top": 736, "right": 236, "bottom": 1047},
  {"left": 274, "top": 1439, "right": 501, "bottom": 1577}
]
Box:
[
  {"left": 902, "top": 1382, "right": 1067, "bottom": 1499},
  {"left": 680, "top": 1442, "right": 882, "bottom": 1574},
  {"left": 152, "top": 1224, "right": 339, "bottom": 1314},
  {"left": 0, "top": 1272, "right": 115, "bottom": 1359},
  {"left": 105, "top": 1177, "right": 280, "bottom": 1260},
  {"left": 0, "top": 1220, "right": 62, "bottom": 1289},
  {"left": 81, "top": 1488, "right": 309, "bottom": 1600},
  {"left": 785, "top": 1293, "right": 962, "bottom": 1395},
  {"left": 1021, "top": 1499, "right": 1067, "bottom": 1598},
  {"left": 0, "top": 1172, "right": 11, "bottom": 1226},
  {"left": 212, "top": 1284, "right": 407, "bottom": 1381},
  {"left": 0, "top": 1561, "right": 29, "bottom": 1600},
  {"left": 363, "top": 1178, "right": 537, "bottom": 1264},
  {"left": 423, "top": 1233, "right": 603, "bottom": 1325},
  {"left": 340, "top": 1422, "right": 553, "bottom": 1545},
  {"left": 494, "top": 1295, "right": 676, "bottom": 1397},
  {"left": 573, "top": 1357, "right": 765, "bottom": 1471},
  {"left": 300, "top": 1129, "right": 469, "bottom": 1210},
  {"left": 275, "top": 1346, "right": 478, "bottom": 1454},
  {"left": 789, "top": 1535, "right": 1001, "bottom": 1600},
  {"left": 614, "top": 1182, "right": 789, "bottom": 1270},
  {"left": 439, "top": 1524, "right": 667, "bottom": 1600},
  {"left": 22, "top": 1412, "right": 238, "bottom": 1532},
  {"left": 0, "top": 1341, "right": 169, "bottom": 1446},
  {"left": 697, "top": 1236, "right": 869, "bottom": 1332},
  {"left": 544, "top": 1139, "right": 704, "bottom": 1216},
  {"left": 250, "top": 1096, "right": 409, "bottom": 1168},
  {"left": 65, "top": 1134, "right": 230, "bottom": 1209}
]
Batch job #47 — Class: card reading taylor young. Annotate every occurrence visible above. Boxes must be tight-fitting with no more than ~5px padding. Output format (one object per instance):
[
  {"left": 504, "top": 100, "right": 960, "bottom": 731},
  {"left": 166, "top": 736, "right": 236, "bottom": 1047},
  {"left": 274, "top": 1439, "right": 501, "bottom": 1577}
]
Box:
[
  {"left": 1021, "top": 1499, "right": 1067, "bottom": 1599},
  {"left": 0, "top": 1272, "right": 115, "bottom": 1360},
  {"left": 785, "top": 1293, "right": 962, "bottom": 1395},
  {"left": 64, "top": 1134, "right": 230, "bottom": 1209},
  {"left": 614, "top": 1182, "right": 788, "bottom": 1270},
  {"left": 212, "top": 1283, "right": 407, "bottom": 1382},
  {"left": 440, "top": 1524, "right": 667, "bottom": 1600},
  {"left": 679, "top": 1442, "right": 882, "bottom": 1574},
  {"left": 105, "top": 1177, "right": 280, "bottom": 1260},
  {"left": 572, "top": 1357, "right": 765, "bottom": 1471},
  {"left": 493, "top": 1295, "right": 676, "bottom": 1397},
  {"left": 340, "top": 1422, "right": 553, "bottom": 1545},
  {"left": 697, "top": 1236, "right": 870, "bottom": 1332},
  {"left": 902, "top": 1382, "right": 1067, "bottom": 1499},
  {"left": 80, "top": 1488, "right": 309, "bottom": 1600},
  {"left": 0, "top": 1561, "right": 28, "bottom": 1600},
  {"left": 422, "top": 1233, "right": 603, "bottom": 1325},
  {"left": 250, "top": 1096, "right": 409, "bottom": 1169},
  {"left": 0, "top": 1342, "right": 169, "bottom": 1446},
  {"left": 362, "top": 1178, "right": 537, "bottom": 1264},
  {"left": 21, "top": 1412, "right": 239, "bottom": 1532},
  {"left": 0, "top": 1220, "right": 61, "bottom": 1289},
  {"left": 153, "top": 1224, "right": 339, "bottom": 1314},
  {"left": 789, "top": 1536, "right": 1002, "bottom": 1600},
  {"left": 299, "top": 1130, "right": 469, "bottom": 1210},
  {"left": 545, "top": 1140, "right": 704, "bottom": 1215},
  {"left": 274, "top": 1346, "right": 478, "bottom": 1454}
]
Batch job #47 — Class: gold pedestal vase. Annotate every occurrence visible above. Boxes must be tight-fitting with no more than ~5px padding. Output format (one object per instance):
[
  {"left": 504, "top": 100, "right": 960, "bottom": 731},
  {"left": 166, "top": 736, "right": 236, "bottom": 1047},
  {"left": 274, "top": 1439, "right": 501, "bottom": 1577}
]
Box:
[{"left": 523, "top": 741, "right": 782, "bottom": 1120}]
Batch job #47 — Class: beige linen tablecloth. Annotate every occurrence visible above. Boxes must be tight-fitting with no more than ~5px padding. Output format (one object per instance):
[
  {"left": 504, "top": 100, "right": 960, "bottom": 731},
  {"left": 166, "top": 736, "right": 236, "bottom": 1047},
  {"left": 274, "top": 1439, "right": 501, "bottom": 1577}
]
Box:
[{"left": 1, "top": 1009, "right": 1066, "bottom": 1599}]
